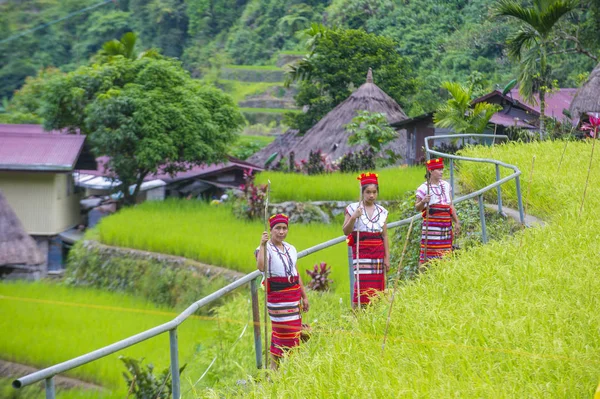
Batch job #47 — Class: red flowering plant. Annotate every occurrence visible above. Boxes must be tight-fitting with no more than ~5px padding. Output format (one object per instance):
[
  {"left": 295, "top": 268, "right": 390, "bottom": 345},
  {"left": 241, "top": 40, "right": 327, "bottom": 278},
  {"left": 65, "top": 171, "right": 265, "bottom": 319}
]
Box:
[
  {"left": 233, "top": 168, "right": 268, "bottom": 220},
  {"left": 306, "top": 262, "right": 333, "bottom": 291},
  {"left": 579, "top": 113, "right": 600, "bottom": 217}
]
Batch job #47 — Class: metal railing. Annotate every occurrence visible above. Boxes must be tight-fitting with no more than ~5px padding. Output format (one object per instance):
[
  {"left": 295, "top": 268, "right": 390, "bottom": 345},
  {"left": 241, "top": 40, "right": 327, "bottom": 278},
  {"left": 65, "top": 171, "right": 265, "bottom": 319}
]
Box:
[{"left": 13, "top": 134, "right": 524, "bottom": 398}]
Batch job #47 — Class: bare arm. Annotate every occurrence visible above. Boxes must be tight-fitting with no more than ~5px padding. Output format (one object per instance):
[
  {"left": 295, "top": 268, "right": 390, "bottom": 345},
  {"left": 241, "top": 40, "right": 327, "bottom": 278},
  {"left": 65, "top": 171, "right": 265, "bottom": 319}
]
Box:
[
  {"left": 256, "top": 231, "right": 269, "bottom": 272},
  {"left": 415, "top": 194, "right": 430, "bottom": 212},
  {"left": 342, "top": 205, "right": 362, "bottom": 236},
  {"left": 297, "top": 271, "right": 309, "bottom": 312}
]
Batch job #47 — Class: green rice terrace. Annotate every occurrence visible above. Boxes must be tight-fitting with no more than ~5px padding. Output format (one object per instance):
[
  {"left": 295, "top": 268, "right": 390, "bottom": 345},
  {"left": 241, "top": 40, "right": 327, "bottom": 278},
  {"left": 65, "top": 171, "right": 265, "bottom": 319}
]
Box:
[{"left": 3, "top": 140, "right": 600, "bottom": 398}]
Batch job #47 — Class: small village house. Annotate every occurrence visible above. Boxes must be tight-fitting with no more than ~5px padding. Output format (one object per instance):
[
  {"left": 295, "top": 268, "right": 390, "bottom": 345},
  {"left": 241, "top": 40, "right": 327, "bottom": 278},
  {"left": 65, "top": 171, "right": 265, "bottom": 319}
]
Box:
[
  {"left": 393, "top": 88, "right": 577, "bottom": 164},
  {"left": 0, "top": 124, "right": 95, "bottom": 274}
]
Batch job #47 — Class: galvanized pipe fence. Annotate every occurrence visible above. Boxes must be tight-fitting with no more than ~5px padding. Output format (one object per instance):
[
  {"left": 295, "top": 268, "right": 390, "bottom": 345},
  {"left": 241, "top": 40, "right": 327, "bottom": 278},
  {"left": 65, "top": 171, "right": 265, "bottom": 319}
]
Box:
[{"left": 13, "top": 134, "right": 524, "bottom": 398}]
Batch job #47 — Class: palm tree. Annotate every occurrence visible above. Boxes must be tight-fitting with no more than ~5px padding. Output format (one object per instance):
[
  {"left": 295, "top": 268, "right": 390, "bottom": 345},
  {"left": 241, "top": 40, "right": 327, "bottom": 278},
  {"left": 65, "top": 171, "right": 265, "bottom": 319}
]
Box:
[
  {"left": 434, "top": 82, "right": 502, "bottom": 137},
  {"left": 492, "top": 0, "right": 578, "bottom": 138},
  {"left": 98, "top": 32, "right": 160, "bottom": 60}
]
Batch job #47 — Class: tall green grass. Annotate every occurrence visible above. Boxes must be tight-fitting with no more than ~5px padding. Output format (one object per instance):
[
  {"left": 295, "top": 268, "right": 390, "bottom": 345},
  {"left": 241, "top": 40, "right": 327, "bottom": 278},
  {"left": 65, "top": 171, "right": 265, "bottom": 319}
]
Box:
[
  {"left": 0, "top": 281, "right": 221, "bottom": 394},
  {"left": 97, "top": 201, "right": 352, "bottom": 293},
  {"left": 199, "top": 140, "right": 600, "bottom": 398},
  {"left": 458, "top": 140, "right": 598, "bottom": 220},
  {"left": 255, "top": 167, "right": 424, "bottom": 202}
]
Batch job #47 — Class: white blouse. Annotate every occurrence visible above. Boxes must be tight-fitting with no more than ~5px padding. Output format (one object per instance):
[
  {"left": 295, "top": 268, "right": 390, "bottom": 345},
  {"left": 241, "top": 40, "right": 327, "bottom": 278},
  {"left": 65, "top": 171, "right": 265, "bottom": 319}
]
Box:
[
  {"left": 345, "top": 202, "right": 388, "bottom": 233},
  {"left": 416, "top": 180, "right": 452, "bottom": 205},
  {"left": 255, "top": 241, "right": 298, "bottom": 278}
]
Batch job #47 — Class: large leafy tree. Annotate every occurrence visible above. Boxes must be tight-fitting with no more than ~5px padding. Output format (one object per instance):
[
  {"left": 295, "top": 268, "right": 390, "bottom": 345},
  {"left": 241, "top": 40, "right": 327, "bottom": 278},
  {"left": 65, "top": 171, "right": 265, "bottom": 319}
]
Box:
[
  {"left": 492, "top": 0, "right": 578, "bottom": 137},
  {"left": 285, "top": 25, "right": 417, "bottom": 133},
  {"left": 433, "top": 81, "right": 502, "bottom": 134},
  {"left": 41, "top": 55, "right": 243, "bottom": 206}
]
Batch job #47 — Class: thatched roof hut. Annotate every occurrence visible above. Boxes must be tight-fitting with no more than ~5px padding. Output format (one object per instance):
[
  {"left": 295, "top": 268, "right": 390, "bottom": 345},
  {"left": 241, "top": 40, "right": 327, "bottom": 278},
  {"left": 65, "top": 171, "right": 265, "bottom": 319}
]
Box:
[
  {"left": 0, "top": 190, "right": 44, "bottom": 268},
  {"left": 569, "top": 62, "right": 600, "bottom": 125},
  {"left": 248, "top": 69, "right": 408, "bottom": 165}
]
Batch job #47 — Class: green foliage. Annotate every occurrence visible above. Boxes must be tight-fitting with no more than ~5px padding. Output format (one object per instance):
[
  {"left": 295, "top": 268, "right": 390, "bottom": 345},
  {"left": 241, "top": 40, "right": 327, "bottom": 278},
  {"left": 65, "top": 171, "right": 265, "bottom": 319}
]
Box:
[
  {"left": 66, "top": 241, "right": 230, "bottom": 310},
  {"left": 119, "top": 356, "right": 185, "bottom": 399},
  {"left": 285, "top": 25, "right": 417, "bottom": 132},
  {"left": 345, "top": 111, "right": 398, "bottom": 152},
  {"left": 434, "top": 81, "right": 503, "bottom": 134},
  {"left": 40, "top": 55, "right": 243, "bottom": 205},
  {"left": 492, "top": 0, "right": 580, "bottom": 134},
  {"left": 229, "top": 134, "right": 275, "bottom": 160}
]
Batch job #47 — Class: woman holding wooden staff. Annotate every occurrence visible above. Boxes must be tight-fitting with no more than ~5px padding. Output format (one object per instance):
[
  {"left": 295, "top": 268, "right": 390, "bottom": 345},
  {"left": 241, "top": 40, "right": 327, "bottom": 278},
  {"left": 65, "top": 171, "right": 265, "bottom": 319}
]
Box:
[
  {"left": 256, "top": 213, "right": 309, "bottom": 369},
  {"left": 343, "top": 172, "right": 390, "bottom": 308},
  {"left": 415, "top": 158, "right": 460, "bottom": 266}
]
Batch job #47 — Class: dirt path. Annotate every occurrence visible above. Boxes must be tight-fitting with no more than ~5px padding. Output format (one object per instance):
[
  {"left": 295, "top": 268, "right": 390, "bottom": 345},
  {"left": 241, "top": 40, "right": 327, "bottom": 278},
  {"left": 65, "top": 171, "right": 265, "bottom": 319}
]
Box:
[{"left": 0, "top": 359, "right": 105, "bottom": 391}]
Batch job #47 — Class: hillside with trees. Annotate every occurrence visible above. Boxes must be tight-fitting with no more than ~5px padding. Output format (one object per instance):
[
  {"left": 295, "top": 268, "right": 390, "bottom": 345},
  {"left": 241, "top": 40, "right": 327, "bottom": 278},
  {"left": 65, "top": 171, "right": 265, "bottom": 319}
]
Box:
[{"left": 1, "top": 0, "right": 599, "bottom": 117}]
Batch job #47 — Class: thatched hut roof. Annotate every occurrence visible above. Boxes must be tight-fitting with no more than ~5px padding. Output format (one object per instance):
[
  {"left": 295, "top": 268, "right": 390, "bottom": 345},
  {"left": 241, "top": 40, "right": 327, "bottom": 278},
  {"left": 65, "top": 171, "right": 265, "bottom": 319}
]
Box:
[
  {"left": 569, "top": 62, "right": 600, "bottom": 125},
  {"left": 0, "top": 191, "right": 44, "bottom": 267},
  {"left": 248, "top": 69, "right": 408, "bottom": 165}
]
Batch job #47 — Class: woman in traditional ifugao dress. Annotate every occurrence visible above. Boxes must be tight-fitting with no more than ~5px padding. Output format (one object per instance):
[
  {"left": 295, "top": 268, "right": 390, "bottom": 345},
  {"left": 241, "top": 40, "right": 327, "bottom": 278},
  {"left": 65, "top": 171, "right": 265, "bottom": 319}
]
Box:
[
  {"left": 256, "top": 213, "right": 309, "bottom": 369},
  {"left": 415, "top": 158, "right": 460, "bottom": 267},
  {"left": 343, "top": 172, "right": 390, "bottom": 308}
]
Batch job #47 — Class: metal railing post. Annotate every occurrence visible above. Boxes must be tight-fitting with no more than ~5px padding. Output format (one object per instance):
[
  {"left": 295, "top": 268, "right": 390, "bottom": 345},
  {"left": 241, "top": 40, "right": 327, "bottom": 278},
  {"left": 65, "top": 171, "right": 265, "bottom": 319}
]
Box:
[
  {"left": 169, "top": 329, "right": 180, "bottom": 399},
  {"left": 347, "top": 246, "right": 354, "bottom": 305},
  {"left": 45, "top": 377, "right": 55, "bottom": 399},
  {"left": 478, "top": 195, "right": 488, "bottom": 243},
  {"left": 515, "top": 175, "right": 525, "bottom": 224},
  {"left": 495, "top": 164, "right": 503, "bottom": 214},
  {"left": 450, "top": 158, "right": 455, "bottom": 200},
  {"left": 250, "top": 278, "right": 263, "bottom": 369}
]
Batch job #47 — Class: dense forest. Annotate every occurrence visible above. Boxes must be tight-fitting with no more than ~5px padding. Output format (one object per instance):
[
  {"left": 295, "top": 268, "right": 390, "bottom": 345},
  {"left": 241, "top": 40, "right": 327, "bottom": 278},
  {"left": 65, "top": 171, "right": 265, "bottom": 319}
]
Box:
[{"left": 1, "top": 0, "right": 599, "bottom": 116}]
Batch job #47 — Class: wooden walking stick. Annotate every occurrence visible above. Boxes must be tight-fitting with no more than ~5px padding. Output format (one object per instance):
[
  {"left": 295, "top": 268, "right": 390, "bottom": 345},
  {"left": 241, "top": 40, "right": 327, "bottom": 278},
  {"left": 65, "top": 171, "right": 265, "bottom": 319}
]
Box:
[
  {"left": 263, "top": 180, "right": 271, "bottom": 369},
  {"left": 381, "top": 217, "right": 415, "bottom": 355},
  {"left": 355, "top": 189, "right": 362, "bottom": 309},
  {"left": 420, "top": 173, "right": 431, "bottom": 272}
]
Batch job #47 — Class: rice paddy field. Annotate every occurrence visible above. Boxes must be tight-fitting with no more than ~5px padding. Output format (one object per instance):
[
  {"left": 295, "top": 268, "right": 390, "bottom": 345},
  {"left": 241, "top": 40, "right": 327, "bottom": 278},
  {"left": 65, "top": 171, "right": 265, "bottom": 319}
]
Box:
[
  {"left": 0, "top": 281, "right": 234, "bottom": 397},
  {"left": 97, "top": 201, "right": 353, "bottom": 293},
  {"left": 255, "top": 166, "right": 424, "bottom": 202},
  {"left": 194, "top": 140, "right": 600, "bottom": 398}
]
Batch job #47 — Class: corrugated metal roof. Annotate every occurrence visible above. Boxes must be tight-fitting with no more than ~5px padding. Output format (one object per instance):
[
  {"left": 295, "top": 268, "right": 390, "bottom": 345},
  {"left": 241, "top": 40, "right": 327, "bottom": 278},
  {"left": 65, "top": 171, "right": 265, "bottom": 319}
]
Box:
[
  {"left": 0, "top": 125, "right": 85, "bottom": 171},
  {"left": 506, "top": 88, "right": 576, "bottom": 119},
  {"left": 80, "top": 156, "right": 262, "bottom": 184},
  {"left": 489, "top": 113, "right": 536, "bottom": 128}
]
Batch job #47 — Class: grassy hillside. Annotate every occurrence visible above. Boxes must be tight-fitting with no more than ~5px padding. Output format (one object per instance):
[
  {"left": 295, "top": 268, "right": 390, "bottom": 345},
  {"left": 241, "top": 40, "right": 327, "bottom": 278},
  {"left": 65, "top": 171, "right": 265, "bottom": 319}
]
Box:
[{"left": 194, "top": 140, "right": 600, "bottom": 397}]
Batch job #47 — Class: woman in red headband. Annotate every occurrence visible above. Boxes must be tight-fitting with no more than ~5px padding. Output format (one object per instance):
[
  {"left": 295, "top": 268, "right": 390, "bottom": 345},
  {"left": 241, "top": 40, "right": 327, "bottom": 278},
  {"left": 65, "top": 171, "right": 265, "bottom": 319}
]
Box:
[
  {"left": 256, "top": 213, "right": 309, "bottom": 369},
  {"left": 342, "top": 172, "right": 390, "bottom": 308},
  {"left": 415, "top": 158, "right": 460, "bottom": 267}
]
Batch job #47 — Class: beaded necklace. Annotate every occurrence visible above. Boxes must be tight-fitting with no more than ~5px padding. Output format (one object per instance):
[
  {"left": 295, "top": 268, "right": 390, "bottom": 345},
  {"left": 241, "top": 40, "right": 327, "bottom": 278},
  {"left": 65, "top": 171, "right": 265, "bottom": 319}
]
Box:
[
  {"left": 269, "top": 241, "right": 294, "bottom": 278},
  {"left": 358, "top": 202, "right": 382, "bottom": 231},
  {"left": 429, "top": 181, "right": 447, "bottom": 204}
]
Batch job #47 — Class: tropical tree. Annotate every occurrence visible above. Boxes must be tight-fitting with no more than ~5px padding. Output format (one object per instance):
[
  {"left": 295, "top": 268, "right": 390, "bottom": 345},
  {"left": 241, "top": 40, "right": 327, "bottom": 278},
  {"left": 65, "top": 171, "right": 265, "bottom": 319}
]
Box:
[
  {"left": 492, "top": 0, "right": 578, "bottom": 137},
  {"left": 433, "top": 81, "right": 502, "bottom": 135},
  {"left": 41, "top": 56, "right": 243, "bottom": 206},
  {"left": 284, "top": 25, "right": 416, "bottom": 133}
]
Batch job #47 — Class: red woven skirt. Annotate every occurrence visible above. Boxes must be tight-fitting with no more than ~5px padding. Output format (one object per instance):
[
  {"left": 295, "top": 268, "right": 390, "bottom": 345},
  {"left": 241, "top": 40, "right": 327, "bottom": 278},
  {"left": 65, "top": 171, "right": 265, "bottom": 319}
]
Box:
[
  {"left": 267, "top": 276, "right": 302, "bottom": 357},
  {"left": 420, "top": 204, "right": 453, "bottom": 264},
  {"left": 348, "top": 231, "right": 385, "bottom": 305}
]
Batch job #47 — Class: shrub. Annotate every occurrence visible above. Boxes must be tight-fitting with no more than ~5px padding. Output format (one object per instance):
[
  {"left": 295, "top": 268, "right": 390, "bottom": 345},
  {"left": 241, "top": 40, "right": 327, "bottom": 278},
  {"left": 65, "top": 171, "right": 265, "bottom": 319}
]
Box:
[
  {"left": 66, "top": 242, "right": 229, "bottom": 312},
  {"left": 120, "top": 356, "right": 186, "bottom": 399},
  {"left": 305, "top": 262, "right": 333, "bottom": 291}
]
